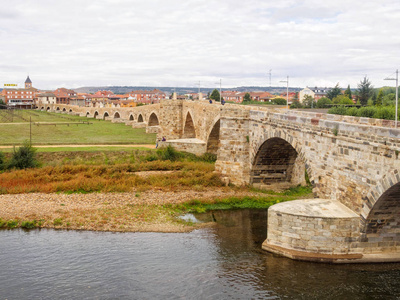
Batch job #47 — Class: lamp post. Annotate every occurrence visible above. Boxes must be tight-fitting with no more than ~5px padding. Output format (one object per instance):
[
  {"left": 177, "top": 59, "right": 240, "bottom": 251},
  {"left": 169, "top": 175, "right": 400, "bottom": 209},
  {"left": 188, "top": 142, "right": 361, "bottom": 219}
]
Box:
[
  {"left": 280, "top": 76, "right": 289, "bottom": 110},
  {"left": 384, "top": 69, "right": 399, "bottom": 128}
]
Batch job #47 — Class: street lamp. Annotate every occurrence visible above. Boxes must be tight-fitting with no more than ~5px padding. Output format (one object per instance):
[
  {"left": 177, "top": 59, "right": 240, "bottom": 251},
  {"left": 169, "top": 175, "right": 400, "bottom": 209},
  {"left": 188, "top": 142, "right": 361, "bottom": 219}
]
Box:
[
  {"left": 384, "top": 69, "right": 399, "bottom": 128},
  {"left": 280, "top": 76, "right": 289, "bottom": 110}
]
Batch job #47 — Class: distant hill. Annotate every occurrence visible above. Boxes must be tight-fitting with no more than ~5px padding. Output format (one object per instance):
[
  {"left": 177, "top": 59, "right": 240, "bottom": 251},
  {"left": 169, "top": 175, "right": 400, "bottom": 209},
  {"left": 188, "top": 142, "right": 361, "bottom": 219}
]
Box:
[{"left": 74, "top": 86, "right": 302, "bottom": 95}]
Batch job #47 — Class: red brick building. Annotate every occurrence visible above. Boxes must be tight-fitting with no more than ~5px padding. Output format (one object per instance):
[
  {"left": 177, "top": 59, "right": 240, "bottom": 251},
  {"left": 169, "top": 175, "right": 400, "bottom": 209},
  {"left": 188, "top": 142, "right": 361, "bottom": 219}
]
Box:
[{"left": 1, "top": 76, "right": 37, "bottom": 108}]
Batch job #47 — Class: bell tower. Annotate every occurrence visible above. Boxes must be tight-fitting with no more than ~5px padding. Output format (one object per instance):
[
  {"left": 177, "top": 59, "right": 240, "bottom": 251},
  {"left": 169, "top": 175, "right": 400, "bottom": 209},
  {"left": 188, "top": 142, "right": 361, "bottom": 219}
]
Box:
[{"left": 25, "top": 76, "right": 32, "bottom": 89}]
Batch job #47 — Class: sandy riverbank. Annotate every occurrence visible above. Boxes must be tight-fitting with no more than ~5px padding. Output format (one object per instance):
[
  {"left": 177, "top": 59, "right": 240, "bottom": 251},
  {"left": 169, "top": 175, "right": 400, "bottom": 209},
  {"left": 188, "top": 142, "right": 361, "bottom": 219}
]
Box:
[{"left": 0, "top": 188, "right": 260, "bottom": 232}]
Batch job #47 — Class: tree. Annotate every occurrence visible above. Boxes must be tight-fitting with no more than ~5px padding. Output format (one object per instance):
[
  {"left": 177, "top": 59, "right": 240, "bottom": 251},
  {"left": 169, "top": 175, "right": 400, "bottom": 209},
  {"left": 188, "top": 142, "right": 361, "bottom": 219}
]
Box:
[
  {"left": 332, "top": 95, "right": 353, "bottom": 105},
  {"left": 303, "top": 95, "right": 316, "bottom": 108},
  {"left": 210, "top": 89, "right": 222, "bottom": 102},
  {"left": 344, "top": 85, "right": 352, "bottom": 100},
  {"left": 0, "top": 99, "right": 6, "bottom": 109},
  {"left": 243, "top": 92, "right": 251, "bottom": 103},
  {"left": 376, "top": 89, "right": 384, "bottom": 107},
  {"left": 272, "top": 97, "right": 287, "bottom": 105},
  {"left": 292, "top": 92, "right": 299, "bottom": 102},
  {"left": 357, "top": 77, "right": 374, "bottom": 106},
  {"left": 326, "top": 83, "right": 342, "bottom": 100},
  {"left": 316, "top": 97, "right": 332, "bottom": 108},
  {"left": 7, "top": 141, "right": 38, "bottom": 170}
]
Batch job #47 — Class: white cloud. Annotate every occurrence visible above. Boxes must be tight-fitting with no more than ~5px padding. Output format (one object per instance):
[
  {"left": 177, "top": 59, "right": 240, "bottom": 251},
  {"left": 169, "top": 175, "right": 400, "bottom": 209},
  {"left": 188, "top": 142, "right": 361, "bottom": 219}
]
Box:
[{"left": 0, "top": 0, "right": 399, "bottom": 90}]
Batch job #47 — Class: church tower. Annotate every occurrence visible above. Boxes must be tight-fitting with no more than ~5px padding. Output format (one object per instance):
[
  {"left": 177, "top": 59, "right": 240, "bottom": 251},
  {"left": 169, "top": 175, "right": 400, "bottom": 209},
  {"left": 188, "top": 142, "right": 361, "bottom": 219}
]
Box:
[{"left": 25, "top": 76, "right": 32, "bottom": 89}]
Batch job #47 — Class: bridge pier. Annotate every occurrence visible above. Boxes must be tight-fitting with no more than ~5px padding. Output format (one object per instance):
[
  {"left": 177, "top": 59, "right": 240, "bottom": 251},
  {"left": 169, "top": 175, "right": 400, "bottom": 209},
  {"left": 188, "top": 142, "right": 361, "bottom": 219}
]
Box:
[{"left": 263, "top": 199, "right": 400, "bottom": 263}]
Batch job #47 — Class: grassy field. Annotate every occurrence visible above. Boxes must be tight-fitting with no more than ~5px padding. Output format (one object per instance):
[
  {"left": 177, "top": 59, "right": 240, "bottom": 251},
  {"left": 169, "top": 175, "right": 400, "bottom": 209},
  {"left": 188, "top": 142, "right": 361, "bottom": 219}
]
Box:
[{"left": 0, "top": 110, "right": 156, "bottom": 145}]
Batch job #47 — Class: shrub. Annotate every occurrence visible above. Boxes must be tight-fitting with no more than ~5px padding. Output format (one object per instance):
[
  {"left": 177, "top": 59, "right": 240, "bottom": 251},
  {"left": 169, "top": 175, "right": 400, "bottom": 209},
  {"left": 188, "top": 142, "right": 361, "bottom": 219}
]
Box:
[
  {"left": 156, "top": 145, "right": 182, "bottom": 161},
  {"left": 290, "top": 101, "right": 303, "bottom": 109},
  {"left": 316, "top": 97, "right": 332, "bottom": 108},
  {"left": 374, "top": 107, "right": 395, "bottom": 120},
  {"left": 328, "top": 106, "right": 347, "bottom": 115},
  {"left": 357, "top": 107, "right": 376, "bottom": 118},
  {"left": 7, "top": 141, "right": 38, "bottom": 170},
  {"left": 0, "top": 152, "right": 5, "bottom": 171},
  {"left": 346, "top": 107, "right": 359, "bottom": 116},
  {"left": 272, "top": 97, "right": 287, "bottom": 105}
]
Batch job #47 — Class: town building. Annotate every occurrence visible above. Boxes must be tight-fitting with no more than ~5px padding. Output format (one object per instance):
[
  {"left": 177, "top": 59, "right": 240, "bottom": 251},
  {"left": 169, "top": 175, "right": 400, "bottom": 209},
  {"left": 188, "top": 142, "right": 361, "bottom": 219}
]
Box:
[
  {"left": 299, "top": 87, "right": 332, "bottom": 102},
  {"left": 127, "top": 89, "right": 166, "bottom": 104},
  {"left": 1, "top": 76, "right": 38, "bottom": 108}
]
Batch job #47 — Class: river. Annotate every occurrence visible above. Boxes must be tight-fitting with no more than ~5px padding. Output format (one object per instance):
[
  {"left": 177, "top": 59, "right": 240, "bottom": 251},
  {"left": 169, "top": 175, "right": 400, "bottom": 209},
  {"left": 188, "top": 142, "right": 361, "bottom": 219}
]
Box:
[{"left": 1, "top": 209, "right": 399, "bottom": 299}]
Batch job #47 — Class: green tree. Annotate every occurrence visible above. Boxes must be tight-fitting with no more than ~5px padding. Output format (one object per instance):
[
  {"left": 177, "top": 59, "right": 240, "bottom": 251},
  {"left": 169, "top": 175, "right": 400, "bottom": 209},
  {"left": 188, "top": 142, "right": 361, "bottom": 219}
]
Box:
[
  {"left": 243, "top": 92, "right": 251, "bottom": 103},
  {"left": 344, "top": 85, "right": 352, "bottom": 100},
  {"left": 0, "top": 99, "right": 6, "bottom": 109},
  {"left": 210, "top": 89, "right": 222, "bottom": 102},
  {"left": 357, "top": 77, "right": 374, "bottom": 106},
  {"left": 326, "top": 83, "right": 342, "bottom": 100},
  {"left": 0, "top": 151, "right": 5, "bottom": 170},
  {"left": 376, "top": 89, "right": 384, "bottom": 107},
  {"left": 272, "top": 97, "right": 287, "bottom": 105},
  {"left": 332, "top": 95, "right": 353, "bottom": 105},
  {"left": 316, "top": 97, "right": 332, "bottom": 108},
  {"left": 292, "top": 92, "right": 299, "bottom": 102},
  {"left": 7, "top": 141, "right": 38, "bottom": 170},
  {"left": 303, "top": 95, "right": 316, "bottom": 108}
]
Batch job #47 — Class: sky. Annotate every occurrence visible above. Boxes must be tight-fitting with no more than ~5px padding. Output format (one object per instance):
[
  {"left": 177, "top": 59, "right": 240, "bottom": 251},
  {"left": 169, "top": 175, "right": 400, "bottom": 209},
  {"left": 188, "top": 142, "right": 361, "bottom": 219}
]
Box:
[{"left": 0, "top": 0, "right": 399, "bottom": 90}]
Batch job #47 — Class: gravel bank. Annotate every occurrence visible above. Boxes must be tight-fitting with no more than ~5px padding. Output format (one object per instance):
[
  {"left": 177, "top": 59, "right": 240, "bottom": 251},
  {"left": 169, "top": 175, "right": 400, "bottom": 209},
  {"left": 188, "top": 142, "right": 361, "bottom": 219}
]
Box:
[{"left": 0, "top": 188, "right": 259, "bottom": 232}]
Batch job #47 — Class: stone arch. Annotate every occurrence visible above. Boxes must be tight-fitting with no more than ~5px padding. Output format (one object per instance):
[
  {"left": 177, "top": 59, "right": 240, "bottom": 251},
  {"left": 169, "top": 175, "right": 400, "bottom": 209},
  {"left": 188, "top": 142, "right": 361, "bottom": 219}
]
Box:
[
  {"left": 360, "top": 170, "right": 400, "bottom": 245},
  {"left": 62, "top": 108, "right": 66, "bottom": 112},
  {"left": 41, "top": 107, "right": 44, "bottom": 110},
  {"left": 206, "top": 119, "right": 220, "bottom": 154},
  {"left": 69, "top": 109, "right": 72, "bottom": 113},
  {"left": 114, "top": 112, "right": 121, "bottom": 119},
  {"left": 94, "top": 111, "right": 99, "bottom": 119},
  {"left": 148, "top": 112, "right": 159, "bottom": 126},
  {"left": 182, "top": 112, "right": 196, "bottom": 138},
  {"left": 86, "top": 112, "right": 90, "bottom": 117},
  {"left": 129, "top": 114, "right": 134, "bottom": 121},
  {"left": 103, "top": 112, "right": 109, "bottom": 120},
  {"left": 138, "top": 114, "right": 144, "bottom": 123},
  {"left": 46, "top": 107, "right": 50, "bottom": 111},
  {"left": 250, "top": 136, "right": 308, "bottom": 188},
  {"left": 56, "top": 107, "right": 60, "bottom": 111}
]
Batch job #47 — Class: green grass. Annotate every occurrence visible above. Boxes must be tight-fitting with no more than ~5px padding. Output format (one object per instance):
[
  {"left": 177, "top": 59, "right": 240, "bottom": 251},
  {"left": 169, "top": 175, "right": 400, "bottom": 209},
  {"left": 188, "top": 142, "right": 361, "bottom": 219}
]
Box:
[{"left": 0, "top": 110, "right": 156, "bottom": 145}]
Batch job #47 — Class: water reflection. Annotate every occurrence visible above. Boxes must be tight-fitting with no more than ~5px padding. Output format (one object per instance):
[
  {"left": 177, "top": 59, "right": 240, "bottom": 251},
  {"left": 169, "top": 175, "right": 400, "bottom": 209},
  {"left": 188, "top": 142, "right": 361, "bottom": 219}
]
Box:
[{"left": 0, "top": 209, "right": 399, "bottom": 299}]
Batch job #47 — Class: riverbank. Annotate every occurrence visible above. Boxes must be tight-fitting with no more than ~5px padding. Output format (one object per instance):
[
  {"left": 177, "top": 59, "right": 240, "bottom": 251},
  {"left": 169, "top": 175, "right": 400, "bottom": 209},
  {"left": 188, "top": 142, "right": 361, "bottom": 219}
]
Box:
[
  {"left": 0, "top": 188, "right": 262, "bottom": 232},
  {"left": 0, "top": 186, "right": 313, "bottom": 233}
]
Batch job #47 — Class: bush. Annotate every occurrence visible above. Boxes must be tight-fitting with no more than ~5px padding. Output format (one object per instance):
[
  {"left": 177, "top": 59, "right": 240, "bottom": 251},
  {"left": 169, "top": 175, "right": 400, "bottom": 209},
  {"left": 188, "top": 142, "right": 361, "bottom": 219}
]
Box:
[
  {"left": 357, "top": 107, "right": 376, "bottom": 118},
  {"left": 328, "top": 106, "right": 347, "bottom": 115},
  {"left": 374, "top": 107, "right": 395, "bottom": 120},
  {"left": 156, "top": 145, "right": 182, "bottom": 161},
  {"left": 272, "top": 98, "right": 287, "bottom": 105},
  {"left": 0, "top": 152, "right": 5, "bottom": 170},
  {"left": 346, "top": 107, "right": 359, "bottom": 116},
  {"left": 316, "top": 97, "right": 332, "bottom": 108},
  {"left": 290, "top": 101, "right": 303, "bottom": 109},
  {"left": 7, "top": 141, "right": 38, "bottom": 170}
]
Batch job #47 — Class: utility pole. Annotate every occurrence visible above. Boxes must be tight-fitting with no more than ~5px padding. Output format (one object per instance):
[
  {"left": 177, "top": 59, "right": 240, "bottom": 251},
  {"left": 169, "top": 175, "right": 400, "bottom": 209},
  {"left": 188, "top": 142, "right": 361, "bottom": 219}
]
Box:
[
  {"left": 268, "top": 69, "right": 272, "bottom": 87},
  {"left": 280, "top": 76, "right": 289, "bottom": 110},
  {"left": 384, "top": 69, "right": 399, "bottom": 128}
]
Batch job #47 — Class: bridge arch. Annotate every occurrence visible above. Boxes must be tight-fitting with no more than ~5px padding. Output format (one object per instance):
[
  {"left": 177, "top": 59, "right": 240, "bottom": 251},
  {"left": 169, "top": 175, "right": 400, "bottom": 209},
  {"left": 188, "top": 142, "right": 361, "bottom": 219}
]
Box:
[
  {"left": 40, "top": 106, "right": 44, "bottom": 110},
  {"left": 86, "top": 112, "right": 90, "bottom": 117},
  {"left": 46, "top": 107, "right": 50, "bottom": 111},
  {"left": 183, "top": 112, "right": 196, "bottom": 138},
  {"left": 250, "top": 135, "right": 309, "bottom": 188},
  {"left": 129, "top": 114, "right": 134, "bottom": 121},
  {"left": 114, "top": 112, "right": 121, "bottom": 119},
  {"left": 206, "top": 118, "right": 220, "bottom": 154},
  {"left": 103, "top": 112, "right": 109, "bottom": 120},
  {"left": 69, "top": 109, "right": 72, "bottom": 113},
  {"left": 148, "top": 112, "right": 159, "bottom": 126},
  {"left": 56, "top": 107, "right": 60, "bottom": 111},
  {"left": 361, "top": 170, "right": 400, "bottom": 248},
  {"left": 94, "top": 111, "right": 99, "bottom": 119},
  {"left": 138, "top": 114, "right": 144, "bottom": 123},
  {"left": 62, "top": 108, "right": 66, "bottom": 112}
]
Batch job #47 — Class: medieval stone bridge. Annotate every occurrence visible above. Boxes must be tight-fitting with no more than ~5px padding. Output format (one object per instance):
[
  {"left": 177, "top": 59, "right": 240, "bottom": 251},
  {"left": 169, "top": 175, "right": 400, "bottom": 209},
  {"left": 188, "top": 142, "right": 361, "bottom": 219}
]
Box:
[{"left": 42, "top": 101, "right": 400, "bottom": 263}]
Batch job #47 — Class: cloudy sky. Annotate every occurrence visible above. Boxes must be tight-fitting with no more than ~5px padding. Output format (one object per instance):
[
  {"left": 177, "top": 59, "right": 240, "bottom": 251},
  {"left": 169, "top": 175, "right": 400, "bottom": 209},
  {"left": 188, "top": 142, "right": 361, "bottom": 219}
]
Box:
[{"left": 0, "top": 0, "right": 399, "bottom": 90}]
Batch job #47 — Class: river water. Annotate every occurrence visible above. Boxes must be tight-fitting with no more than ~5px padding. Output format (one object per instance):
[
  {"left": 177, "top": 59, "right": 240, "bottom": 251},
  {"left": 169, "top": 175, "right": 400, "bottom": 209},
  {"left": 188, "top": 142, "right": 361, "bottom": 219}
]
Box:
[{"left": 1, "top": 209, "right": 399, "bottom": 300}]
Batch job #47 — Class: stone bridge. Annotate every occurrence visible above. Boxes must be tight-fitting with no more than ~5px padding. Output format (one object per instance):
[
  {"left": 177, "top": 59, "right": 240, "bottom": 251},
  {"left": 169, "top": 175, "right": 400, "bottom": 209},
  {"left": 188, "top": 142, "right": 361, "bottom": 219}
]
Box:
[{"left": 42, "top": 101, "right": 400, "bottom": 263}]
